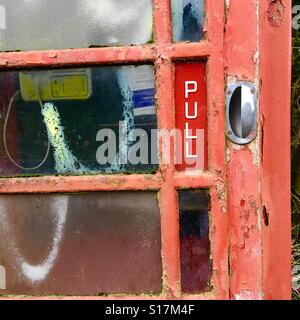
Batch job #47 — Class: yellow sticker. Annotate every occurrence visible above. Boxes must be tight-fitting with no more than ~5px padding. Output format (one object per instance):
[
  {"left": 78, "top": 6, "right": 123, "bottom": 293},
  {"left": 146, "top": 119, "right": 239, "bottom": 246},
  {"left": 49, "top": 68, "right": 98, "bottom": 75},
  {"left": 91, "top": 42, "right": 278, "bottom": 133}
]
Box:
[{"left": 19, "top": 69, "right": 92, "bottom": 101}]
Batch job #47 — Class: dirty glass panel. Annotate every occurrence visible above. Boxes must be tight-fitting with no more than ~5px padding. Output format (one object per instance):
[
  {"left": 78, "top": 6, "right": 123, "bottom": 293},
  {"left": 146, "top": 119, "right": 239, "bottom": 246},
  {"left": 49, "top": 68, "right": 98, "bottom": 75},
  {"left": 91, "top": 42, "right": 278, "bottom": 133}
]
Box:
[
  {"left": 0, "top": 191, "right": 162, "bottom": 295},
  {"left": 0, "top": 0, "right": 153, "bottom": 51},
  {"left": 0, "top": 65, "right": 158, "bottom": 177},
  {"left": 172, "top": 0, "right": 205, "bottom": 42},
  {"left": 178, "top": 189, "right": 211, "bottom": 293}
]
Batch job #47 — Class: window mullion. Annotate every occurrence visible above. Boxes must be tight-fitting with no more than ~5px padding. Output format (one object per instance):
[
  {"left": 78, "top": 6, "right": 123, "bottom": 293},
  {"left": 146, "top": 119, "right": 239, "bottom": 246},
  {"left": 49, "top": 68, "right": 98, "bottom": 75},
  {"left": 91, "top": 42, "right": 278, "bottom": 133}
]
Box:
[
  {"left": 153, "top": 0, "right": 173, "bottom": 44},
  {"left": 0, "top": 46, "right": 155, "bottom": 70},
  {"left": 155, "top": 55, "right": 181, "bottom": 297}
]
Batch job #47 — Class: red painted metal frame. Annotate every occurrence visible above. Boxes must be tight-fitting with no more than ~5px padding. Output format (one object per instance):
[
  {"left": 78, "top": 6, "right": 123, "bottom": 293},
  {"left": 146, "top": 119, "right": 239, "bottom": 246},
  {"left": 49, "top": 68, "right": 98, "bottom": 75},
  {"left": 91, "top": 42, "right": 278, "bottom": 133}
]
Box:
[
  {"left": 225, "top": 0, "right": 291, "bottom": 300},
  {"left": 225, "top": 0, "right": 263, "bottom": 300},
  {"left": 260, "top": 0, "right": 291, "bottom": 300},
  {"left": 1, "top": 0, "right": 291, "bottom": 302},
  {"left": 0, "top": 0, "right": 228, "bottom": 300}
]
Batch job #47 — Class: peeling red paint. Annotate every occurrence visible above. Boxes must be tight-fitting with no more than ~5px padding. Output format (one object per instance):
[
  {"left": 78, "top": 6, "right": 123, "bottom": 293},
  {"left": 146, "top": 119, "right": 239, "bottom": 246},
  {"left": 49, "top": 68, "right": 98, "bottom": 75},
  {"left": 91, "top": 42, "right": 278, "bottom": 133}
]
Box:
[
  {"left": 224, "top": 0, "right": 258, "bottom": 80},
  {"left": 227, "top": 147, "right": 262, "bottom": 299},
  {"left": 260, "top": 0, "right": 291, "bottom": 300},
  {"left": 206, "top": 0, "right": 229, "bottom": 299},
  {"left": 268, "top": 0, "right": 285, "bottom": 27},
  {"left": 225, "top": 0, "right": 263, "bottom": 300},
  {"left": 225, "top": 0, "right": 291, "bottom": 300}
]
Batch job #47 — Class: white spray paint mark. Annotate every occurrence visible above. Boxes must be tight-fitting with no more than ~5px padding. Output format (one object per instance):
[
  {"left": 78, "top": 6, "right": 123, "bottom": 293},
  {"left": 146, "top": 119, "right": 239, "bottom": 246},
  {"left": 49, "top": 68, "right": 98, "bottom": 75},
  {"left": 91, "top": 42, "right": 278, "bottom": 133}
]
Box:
[
  {"left": 21, "top": 198, "right": 68, "bottom": 282},
  {"left": 0, "top": 265, "right": 6, "bottom": 289},
  {"left": 41, "top": 103, "right": 92, "bottom": 174},
  {"left": 0, "top": 196, "right": 69, "bottom": 283},
  {"left": 81, "top": 0, "right": 153, "bottom": 44},
  {"left": 118, "top": 68, "right": 135, "bottom": 134},
  {"left": 115, "top": 67, "right": 136, "bottom": 171},
  {"left": 0, "top": 5, "right": 6, "bottom": 30},
  {"left": 41, "top": 94, "right": 138, "bottom": 174},
  {"left": 95, "top": 67, "right": 137, "bottom": 173},
  {"left": 0, "top": 0, "right": 152, "bottom": 50}
]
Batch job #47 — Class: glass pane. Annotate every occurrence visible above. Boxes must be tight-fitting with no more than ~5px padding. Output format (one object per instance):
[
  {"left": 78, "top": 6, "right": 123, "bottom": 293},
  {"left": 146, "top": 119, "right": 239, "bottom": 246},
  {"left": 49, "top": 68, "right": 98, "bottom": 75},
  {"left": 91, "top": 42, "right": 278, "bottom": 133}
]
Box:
[
  {"left": 178, "top": 189, "right": 211, "bottom": 293},
  {"left": 0, "top": 192, "right": 162, "bottom": 295},
  {"left": 0, "top": 65, "right": 158, "bottom": 177},
  {"left": 0, "top": 0, "right": 153, "bottom": 51},
  {"left": 172, "top": 0, "right": 205, "bottom": 42}
]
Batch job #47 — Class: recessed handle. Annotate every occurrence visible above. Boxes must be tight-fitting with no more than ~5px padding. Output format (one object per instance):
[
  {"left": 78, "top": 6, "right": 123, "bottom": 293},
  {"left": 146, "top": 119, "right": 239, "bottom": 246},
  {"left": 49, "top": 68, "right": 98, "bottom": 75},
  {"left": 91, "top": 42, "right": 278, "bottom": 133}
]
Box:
[{"left": 226, "top": 82, "right": 257, "bottom": 145}]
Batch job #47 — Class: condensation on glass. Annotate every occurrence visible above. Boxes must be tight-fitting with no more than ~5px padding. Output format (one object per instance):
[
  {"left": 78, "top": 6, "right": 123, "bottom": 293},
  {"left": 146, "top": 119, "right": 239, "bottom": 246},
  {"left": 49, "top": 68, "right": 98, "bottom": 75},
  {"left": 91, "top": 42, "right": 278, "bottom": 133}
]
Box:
[
  {"left": 0, "top": 0, "right": 153, "bottom": 51},
  {"left": 171, "top": 0, "right": 205, "bottom": 42},
  {"left": 0, "top": 191, "right": 162, "bottom": 296},
  {"left": 0, "top": 65, "right": 158, "bottom": 176},
  {"left": 178, "top": 189, "right": 211, "bottom": 293}
]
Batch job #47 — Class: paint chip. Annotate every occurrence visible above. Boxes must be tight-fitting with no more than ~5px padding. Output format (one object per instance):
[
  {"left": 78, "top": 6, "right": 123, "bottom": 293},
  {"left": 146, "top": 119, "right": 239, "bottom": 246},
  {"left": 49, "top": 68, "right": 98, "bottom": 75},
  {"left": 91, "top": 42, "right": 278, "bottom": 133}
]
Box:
[{"left": 268, "top": 0, "right": 285, "bottom": 27}]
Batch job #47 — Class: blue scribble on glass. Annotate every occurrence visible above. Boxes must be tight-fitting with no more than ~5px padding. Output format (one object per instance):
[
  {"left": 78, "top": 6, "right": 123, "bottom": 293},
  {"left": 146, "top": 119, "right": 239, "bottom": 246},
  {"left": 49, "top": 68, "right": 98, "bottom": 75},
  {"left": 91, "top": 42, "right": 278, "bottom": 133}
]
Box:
[{"left": 172, "top": 0, "right": 205, "bottom": 42}]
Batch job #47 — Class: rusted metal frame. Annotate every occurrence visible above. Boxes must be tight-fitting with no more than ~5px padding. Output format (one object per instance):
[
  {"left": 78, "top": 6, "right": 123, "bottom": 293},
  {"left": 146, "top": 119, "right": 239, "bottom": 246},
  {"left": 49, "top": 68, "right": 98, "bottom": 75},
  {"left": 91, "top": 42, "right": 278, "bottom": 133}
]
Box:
[
  {"left": 153, "top": 0, "right": 180, "bottom": 299},
  {"left": 155, "top": 59, "right": 180, "bottom": 298},
  {"left": 174, "top": 171, "right": 214, "bottom": 189},
  {"left": 0, "top": 42, "right": 211, "bottom": 70},
  {"left": 0, "top": 174, "right": 162, "bottom": 194},
  {"left": 205, "top": 0, "right": 229, "bottom": 300},
  {"left": 153, "top": 0, "right": 223, "bottom": 300},
  {"left": 0, "top": 46, "right": 154, "bottom": 69},
  {"left": 0, "top": 172, "right": 216, "bottom": 194},
  {"left": 260, "top": 0, "right": 291, "bottom": 300},
  {"left": 0, "top": 0, "right": 219, "bottom": 300},
  {"left": 153, "top": 0, "right": 228, "bottom": 300}
]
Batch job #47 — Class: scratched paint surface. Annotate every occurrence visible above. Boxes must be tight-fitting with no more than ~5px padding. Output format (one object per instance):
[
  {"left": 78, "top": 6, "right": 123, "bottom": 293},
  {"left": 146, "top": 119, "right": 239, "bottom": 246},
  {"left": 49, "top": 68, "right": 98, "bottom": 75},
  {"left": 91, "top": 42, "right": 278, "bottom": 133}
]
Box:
[
  {"left": 225, "top": 0, "right": 262, "bottom": 300},
  {"left": 0, "top": 192, "right": 162, "bottom": 295},
  {"left": 0, "top": 0, "right": 153, "bottom": 51},
  {"left": 0, "top": 65, "right": 158, "bottom": 176},
  {"left": 260, "top": 0, "right": 291, "bottom": 299}
]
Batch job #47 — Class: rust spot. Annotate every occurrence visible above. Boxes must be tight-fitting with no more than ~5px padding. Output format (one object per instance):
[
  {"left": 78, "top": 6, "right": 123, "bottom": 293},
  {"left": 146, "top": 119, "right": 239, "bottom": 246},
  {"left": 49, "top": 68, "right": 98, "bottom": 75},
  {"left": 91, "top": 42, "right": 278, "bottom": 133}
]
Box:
[
  {"left": 240, "top": 207, "right": 250, "bottom": 223},
  {"left": 263, "top": 206, "right": 270, "bottom": 226},
  {"left": 267, "top": 0, "right": 285, "bottom": 27}
]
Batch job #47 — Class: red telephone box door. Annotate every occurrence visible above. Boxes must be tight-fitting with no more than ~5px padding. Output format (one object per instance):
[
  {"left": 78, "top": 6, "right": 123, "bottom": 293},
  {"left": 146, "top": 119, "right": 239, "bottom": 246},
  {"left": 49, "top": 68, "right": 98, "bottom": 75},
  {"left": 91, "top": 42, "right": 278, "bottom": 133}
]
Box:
[{"left": 0, "top": 0, "right": 292, "bottom": 300}]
